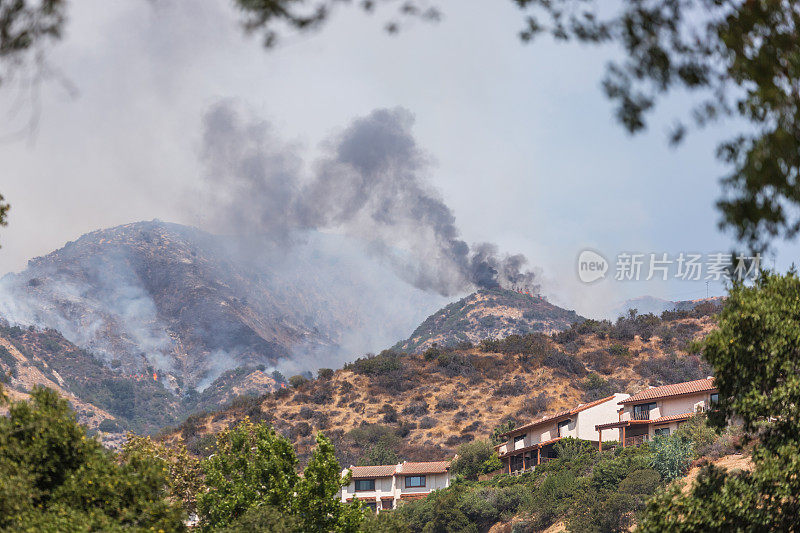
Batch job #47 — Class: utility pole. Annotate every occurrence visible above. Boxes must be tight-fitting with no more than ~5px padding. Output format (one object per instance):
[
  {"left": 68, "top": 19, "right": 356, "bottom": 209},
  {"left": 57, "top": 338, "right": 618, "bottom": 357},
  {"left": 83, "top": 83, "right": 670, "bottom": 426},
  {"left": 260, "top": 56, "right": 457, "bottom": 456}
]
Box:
[{"left": 706, "top": 281, "right": 709, "bottom": 299}]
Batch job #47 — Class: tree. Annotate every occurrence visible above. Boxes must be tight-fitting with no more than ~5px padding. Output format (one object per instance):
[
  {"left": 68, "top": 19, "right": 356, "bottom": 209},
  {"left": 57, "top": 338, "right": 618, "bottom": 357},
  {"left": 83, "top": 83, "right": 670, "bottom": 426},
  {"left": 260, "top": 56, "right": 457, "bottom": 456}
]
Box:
[
  {"left": 0, "top": 193, "right": 8, "bottom": 240},
  {"left": 0, "top": 385, "right": 185, "bottom": 532},
  {"left": 197, "top": 419, "right": 365, "bottom": 533},
  {"left": 121, "top": 433, "right": 203, "bottom": 514},
  {"left": 639, "top": 272, "right": 800, "bottom": 530},
  {"left": 197, "top": 419, "right": 299, "bottom": 531},
  {"left": 450, "top": 440, "right": 500, "bottom": 481},
  {"left": 293, "top": 433, "right": 364, "bottom": 533},
  {"left": 490, "top": 419, "right": 516, "bottom": 445},
  {"left": 358, "top": 440, "right": 400, "bottom": 466}
]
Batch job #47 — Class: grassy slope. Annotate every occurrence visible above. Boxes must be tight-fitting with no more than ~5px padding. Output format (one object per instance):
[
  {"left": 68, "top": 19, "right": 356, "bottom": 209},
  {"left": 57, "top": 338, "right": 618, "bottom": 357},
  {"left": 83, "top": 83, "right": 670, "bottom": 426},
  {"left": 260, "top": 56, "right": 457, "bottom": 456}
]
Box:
[{"left": 165, "top": 313, "right": 715, "bottom": 466}]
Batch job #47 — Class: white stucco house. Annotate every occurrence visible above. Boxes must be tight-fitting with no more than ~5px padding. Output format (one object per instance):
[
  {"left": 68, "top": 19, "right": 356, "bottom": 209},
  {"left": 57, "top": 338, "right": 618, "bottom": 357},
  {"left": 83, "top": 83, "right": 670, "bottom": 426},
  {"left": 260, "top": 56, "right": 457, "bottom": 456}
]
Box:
[
  {"left": 340, "top": 460, "right": 451, "bottom": 512},
  {"left": 595, "top": 377, "right": 718, "bottom": 447},
  {"left": 495, "top": 393, "right": 629, "bottom": 474}
]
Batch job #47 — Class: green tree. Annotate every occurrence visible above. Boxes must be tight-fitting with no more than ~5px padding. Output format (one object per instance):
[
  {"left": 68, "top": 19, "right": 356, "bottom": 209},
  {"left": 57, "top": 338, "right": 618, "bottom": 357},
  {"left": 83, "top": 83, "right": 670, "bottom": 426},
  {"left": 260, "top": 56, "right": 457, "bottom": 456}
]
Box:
[
  {"left": 197, "top": 419, "right": 298, "bottom": 531},
  {"left": 358, "top": 440, "right": 400, "bottom": 466},
  {"left": 197, "top": 420, "right": 364, "bottom": 532},
  {"left": 294, "top": 433, "right": 364, "bottom": 533},
  {"left": 0, "top": 385, "right": 185, "bottom": 532},
  {"left": 219, "top": 505, "right": 301, "bottom": 533},
  {"left": 490, "top": 419, "right": 516, "bottom": 445},
  {"left": 450, "top": 440, "right": 500, "bottom": 481},
  {"left": 639, "top": 272, "right": 800, "bottom": 530},
  {"left": 121, "top": 433, "right": 203, "bottom": 514}
]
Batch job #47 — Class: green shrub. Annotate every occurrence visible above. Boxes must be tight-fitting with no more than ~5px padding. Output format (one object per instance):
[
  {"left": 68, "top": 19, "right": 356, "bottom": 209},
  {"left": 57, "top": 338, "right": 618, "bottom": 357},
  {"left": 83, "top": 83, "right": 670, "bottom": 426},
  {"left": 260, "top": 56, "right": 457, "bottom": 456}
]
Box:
[
  {"left": 451, "top": 440, "right": 498, "bottom": 480},
  {"left": 317, "top": 368, "right": 334, "bottom": 380},
  {"left": 288, "top": 375, "right": 308, "bottom": 389},
  {"left": 358, "top": 441, "right": 399, "bottom": 466},
  {"left": 591, "top": 448, "right": 653, "bottom": 491},
  {"left": 650, "top": 433, "right": 694, "bottom": 481},
  {"left": 345, "top": 350, "right": 404, "bottom": 376},
  {"left": 618, "top": 468, "right": 661, "bottom": 495}
]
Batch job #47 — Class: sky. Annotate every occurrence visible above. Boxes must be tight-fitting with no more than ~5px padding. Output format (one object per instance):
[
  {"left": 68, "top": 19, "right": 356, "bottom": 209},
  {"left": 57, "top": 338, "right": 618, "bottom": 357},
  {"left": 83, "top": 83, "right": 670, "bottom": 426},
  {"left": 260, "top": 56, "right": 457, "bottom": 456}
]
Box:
[{"left": 1, "top": 0, "right": 797, "bottom": 319}]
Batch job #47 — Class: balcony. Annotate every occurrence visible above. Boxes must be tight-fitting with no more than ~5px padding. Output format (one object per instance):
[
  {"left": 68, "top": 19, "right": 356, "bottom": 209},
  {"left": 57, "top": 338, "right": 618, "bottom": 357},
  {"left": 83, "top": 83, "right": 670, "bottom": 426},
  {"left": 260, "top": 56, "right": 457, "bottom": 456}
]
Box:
[
  {"left": 632, "top": 411, "right": 651, "bottom": 421},
  {"left": 624, "top": 434, "right": 649, "bottom": 447}
]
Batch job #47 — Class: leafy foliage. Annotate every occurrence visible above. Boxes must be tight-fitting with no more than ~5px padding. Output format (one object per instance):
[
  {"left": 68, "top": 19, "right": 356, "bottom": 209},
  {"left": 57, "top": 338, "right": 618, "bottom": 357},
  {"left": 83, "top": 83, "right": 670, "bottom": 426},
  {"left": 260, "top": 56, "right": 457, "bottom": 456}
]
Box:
[
  {"left": 639, "top": 272, "right": 800, "bottom": 530},
  {"left": 450, "top": 440, "right": 501, "bottom": 481},
  {"left": 0, "top": 386, "right": 185, "bottom": 532},
  {"left": 197, "top": 420, "right": 299, "bottom": 531},
  {"left": 649, "top": 434, "right": 694, "bottom": 482},
  {"left": 197, "top": 419, "right": 365, "bottom": 532},
  {"left": 121, "top": 433, "right": 203, "bottom": 514}
]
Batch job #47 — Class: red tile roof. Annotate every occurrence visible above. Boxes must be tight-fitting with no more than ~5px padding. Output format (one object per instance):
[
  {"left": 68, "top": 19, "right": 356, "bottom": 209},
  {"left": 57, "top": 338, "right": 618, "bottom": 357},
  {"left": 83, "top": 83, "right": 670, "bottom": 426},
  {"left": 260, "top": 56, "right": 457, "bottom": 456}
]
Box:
[
  {"left": 620, "top": 378, "right": 716, "bottom": 404},
  {"left": 596, "top": 412, "right": 697, "bottom": 430},
  {"left": 349, "top": 465, "right": 396, "bottom": 479},
  {"left": 500, "top": 395, "right": 618, "bottom": 438},
  {"left": 650, "top": 413, "right": 695, "bottom": 424},
  {"left": 399, "top": 460, "right": 450, "bottom": 475}
]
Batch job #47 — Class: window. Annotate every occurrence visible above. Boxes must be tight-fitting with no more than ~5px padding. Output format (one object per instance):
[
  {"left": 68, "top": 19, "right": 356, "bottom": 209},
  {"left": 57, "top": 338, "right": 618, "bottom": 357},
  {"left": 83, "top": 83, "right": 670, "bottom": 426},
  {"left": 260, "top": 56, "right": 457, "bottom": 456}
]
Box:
[
  {"left": 654, "top": 427, "right": 670, "bottom": 437},
  {"left": 362, "top": 502, "right": 377, "bottom": 512},
  {"left": 354, "top": 479, "right": 375, "bottom": 492},
  {"left": 633, "top": 403, "right": 656, "bottom": 420},
  {"left": 557, "top": 419, "right": 570, "bottom": 436},
  {"left": 514, "top": 434, "right": 525, "bottom": 444},
  {"left": 710, "top": 393, "right": 719, "bottom": 407},
  {"left": 405, "top": 475, "right": 426, "bottom": 488}
]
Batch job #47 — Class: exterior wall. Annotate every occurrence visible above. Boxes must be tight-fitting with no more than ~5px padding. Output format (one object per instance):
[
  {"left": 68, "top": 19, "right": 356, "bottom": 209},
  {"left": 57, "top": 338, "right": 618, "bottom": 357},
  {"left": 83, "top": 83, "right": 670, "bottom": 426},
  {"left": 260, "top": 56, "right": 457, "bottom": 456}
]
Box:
[
  {"left": 340, "top": 476, "right": 394, "bottom": 505},
  {"left": 576, "top": 393, "right": 629, "bottom": 441},
  {"left": 647, "top": 420, "right": 685, "bottom": 439},
  {"left": 340, "top": 470, "right": 450, "bottom": 511},
  {"left": 395, "top": 472, "right": 449, "bottom": 497},
  {"left": 660, "top": 394, "right": 707, "bottom": 417},
  {"left": 501, "top": 394, "right": 630, "bottom": 455},
  {"left": 621, "top": 392, "right": 714, "bottom": 422}
]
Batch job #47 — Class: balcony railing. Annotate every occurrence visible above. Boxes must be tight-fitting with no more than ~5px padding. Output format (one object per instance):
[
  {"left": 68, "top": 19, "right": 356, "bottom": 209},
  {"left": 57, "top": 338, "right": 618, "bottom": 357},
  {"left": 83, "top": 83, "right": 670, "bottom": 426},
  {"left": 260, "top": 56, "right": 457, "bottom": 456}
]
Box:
[
  {"left": 632, "top": 411, "right": 651, "bottom": 421},
  {"left": 624, "top": 434, "right": 649, "bottom": 446}
]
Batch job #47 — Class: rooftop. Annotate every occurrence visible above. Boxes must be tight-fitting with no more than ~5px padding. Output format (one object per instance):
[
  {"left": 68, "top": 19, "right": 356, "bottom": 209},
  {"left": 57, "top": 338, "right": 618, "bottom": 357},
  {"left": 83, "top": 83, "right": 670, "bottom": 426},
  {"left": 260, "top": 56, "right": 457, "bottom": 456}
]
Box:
[
  {"left": 347, "top": 459, "right": 451, "bottom": 479},
  {"left": 596, "top": 412, "right": 696, "bottom": 430},
  {"left": 349, "top": 465, "right": 397, "bottom": 479},
  {"left": 398, "top": 460, "right": 451, "bottom": 475},
  {"left": 499, "top": 395, "right": 619, "bottom": 438},
  {"left": 620, "top": 378, "right": 716, "bottom": 405}
]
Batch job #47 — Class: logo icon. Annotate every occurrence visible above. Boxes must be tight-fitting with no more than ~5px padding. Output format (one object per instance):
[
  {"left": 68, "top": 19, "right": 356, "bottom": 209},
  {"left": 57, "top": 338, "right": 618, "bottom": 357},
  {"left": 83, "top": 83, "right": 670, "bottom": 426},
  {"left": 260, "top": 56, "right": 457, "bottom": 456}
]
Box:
[{"left": 578, "top": 249, "right": 608, "bottom": 283}]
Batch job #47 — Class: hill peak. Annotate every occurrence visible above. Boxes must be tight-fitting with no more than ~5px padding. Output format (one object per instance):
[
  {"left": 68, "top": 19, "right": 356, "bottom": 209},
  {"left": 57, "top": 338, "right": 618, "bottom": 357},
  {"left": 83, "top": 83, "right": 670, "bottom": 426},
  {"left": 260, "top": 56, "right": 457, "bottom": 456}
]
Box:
[{"left": 396, "top": 288, "right": 583, "bottom": 352}]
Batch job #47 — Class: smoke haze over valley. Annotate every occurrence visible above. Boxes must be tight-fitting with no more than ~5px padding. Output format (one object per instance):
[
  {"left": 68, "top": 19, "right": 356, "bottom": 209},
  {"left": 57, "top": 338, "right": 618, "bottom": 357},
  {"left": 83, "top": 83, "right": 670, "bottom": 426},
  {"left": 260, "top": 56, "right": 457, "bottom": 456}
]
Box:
[{"left": 0, "top": 221, "right": 449, "bottom": 386}]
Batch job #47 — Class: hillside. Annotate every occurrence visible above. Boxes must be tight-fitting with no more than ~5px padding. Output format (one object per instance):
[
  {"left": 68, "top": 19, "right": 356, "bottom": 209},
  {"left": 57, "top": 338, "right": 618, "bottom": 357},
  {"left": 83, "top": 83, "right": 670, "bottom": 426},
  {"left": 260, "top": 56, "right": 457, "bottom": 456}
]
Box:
[
  {"left": 395, "top": 289, "right": 583, "bottom": 352},
  {"left": 614, "top": 295, "right": 726, "bottom": 318},
  {"left": 166, "top": 307, "right": 717, "bottom": 466},
  {"left": 0, "top": 321, "right": 290, "bottom": 434},
  {"left": 0, "top": 220, "right": 444, "bottom": 391}
]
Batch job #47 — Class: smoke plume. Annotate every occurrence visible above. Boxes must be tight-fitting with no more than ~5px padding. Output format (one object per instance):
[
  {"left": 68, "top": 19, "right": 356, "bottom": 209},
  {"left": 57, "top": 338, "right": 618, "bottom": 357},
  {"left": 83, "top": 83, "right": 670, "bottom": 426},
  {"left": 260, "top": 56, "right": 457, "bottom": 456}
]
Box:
[{"left": 198, "top": 102, "right": 539, "bottom": 296}]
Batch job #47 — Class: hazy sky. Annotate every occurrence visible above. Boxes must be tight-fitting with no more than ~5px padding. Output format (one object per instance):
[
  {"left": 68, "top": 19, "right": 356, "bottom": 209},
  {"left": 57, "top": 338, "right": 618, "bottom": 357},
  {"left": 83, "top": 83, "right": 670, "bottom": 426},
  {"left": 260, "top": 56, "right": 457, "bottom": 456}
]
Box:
[{"left": 1, "top": 0, "right": 797, "bottom": 318}]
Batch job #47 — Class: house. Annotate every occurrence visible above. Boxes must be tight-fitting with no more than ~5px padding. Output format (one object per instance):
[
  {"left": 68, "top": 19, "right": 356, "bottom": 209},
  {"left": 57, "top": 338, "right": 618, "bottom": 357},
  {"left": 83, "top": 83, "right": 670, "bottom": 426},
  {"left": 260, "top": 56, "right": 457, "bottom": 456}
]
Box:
[
  {"left": 495, "top": 394, "right": 629, "bottom": 474},
  {"left": 595, "top": 377, "right": 718, "bottom": 447},
  {"left": 340, "top": 460, "right": 451, "bottom": 512}
]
